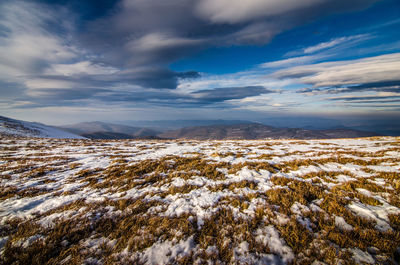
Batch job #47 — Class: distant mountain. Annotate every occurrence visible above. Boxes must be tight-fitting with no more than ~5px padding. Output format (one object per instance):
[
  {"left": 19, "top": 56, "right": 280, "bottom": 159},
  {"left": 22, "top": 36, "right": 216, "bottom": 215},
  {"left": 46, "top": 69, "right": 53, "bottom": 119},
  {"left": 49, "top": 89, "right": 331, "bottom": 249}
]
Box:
[
  {"left": 319, "top": 129, "right": 380, "bottom": 139},
  {"left": 80, "top": 132, "right": 135, "bottom": 140},
  {"left": 118, "top": 119, "right": 252, "bottom": 131},
  {"left": 118, "top": 117, "right": 400, "bottom": 136},
  {"left": 2, "top": 116, "right": 381, "bottom": 140},
  {"left": 158, "top": 123, "right": 380, "bottom": 140},
  {"left": 59, "top": 121, "right": 160, "bottom": 139},
  {"left": 0, "top": 116, "right": 85, "bottom": 139}
]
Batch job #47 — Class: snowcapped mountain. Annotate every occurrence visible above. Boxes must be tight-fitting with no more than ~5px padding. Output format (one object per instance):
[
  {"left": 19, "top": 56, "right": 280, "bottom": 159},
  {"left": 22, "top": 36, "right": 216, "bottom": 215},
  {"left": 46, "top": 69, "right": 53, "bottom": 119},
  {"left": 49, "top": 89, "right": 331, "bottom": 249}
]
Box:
[{"left": 0, "top": 115, "right": 86, "bottom": 139}]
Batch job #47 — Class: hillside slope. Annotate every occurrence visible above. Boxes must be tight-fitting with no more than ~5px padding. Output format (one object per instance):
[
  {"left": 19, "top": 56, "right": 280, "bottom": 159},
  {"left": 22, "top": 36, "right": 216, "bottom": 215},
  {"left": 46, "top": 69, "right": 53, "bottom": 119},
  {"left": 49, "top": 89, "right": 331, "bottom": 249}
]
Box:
[{"left": 0, "top": 116, "right": 85, "bottom": 139}]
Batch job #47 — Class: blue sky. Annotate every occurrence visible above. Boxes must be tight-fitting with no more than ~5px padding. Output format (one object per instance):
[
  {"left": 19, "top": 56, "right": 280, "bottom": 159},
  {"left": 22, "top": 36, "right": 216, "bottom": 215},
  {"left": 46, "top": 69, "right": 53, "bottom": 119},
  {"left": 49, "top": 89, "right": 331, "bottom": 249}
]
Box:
[{"left": 0, "top": 0, "right": 399, "bottom": 132}]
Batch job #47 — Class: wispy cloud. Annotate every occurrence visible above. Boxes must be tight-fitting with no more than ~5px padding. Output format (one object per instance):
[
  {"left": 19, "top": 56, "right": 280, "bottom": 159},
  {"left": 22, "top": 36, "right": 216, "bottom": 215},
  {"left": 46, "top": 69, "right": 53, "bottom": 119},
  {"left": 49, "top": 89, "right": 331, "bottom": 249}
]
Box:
[
  {"left": 195, "top": 0, "right": 323, "bottom": 24},
  {"left": 259, "top": 55, "right": 323, "bottom": 68},
  {"left": 191, "top": 86, "right": 274, "bottom": 102},
  {"left": 177, "top": 71, "right": 290, "bottom": 93},
  {"left": 0, "top": 1, "right": 79, "bottom": 81},
  {"left": 303, "top": 34, "right": 370, "bottom": 54},
  {"left": 260, "top": 34, "right": 372, "bottom": 69},
  {"left": 327, "top": 92, "right": 400, "bottom": 101},
  {"left": 273, "top": 53, "right": 400, "bottom": 90}
]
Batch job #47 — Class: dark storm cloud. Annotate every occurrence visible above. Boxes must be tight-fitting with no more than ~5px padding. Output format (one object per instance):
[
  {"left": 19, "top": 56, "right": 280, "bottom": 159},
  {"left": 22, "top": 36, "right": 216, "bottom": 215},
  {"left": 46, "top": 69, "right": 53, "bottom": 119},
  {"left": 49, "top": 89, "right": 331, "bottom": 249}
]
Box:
[
  {"left": 30, "top": 67, "right": 200, "bottom": 91},
  {"left": 191, "top": 86, "right": 273, "bottom": 102},
  {"left": 18, "top": 85, "right": 274, "bottom": 109},
  {"left": 94, "top": 85, "right": 273, "bottom": 107}
]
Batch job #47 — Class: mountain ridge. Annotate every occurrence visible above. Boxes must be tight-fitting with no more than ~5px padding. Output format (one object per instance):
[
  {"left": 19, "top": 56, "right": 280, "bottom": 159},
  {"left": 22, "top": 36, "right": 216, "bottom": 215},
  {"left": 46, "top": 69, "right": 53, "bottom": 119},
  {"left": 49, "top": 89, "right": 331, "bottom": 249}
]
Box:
[
  {"left": 158, "top": 123, "right": 380, "bottom": 140},
  {"left": 0, "top": 116, "right": 382, "bottom": 140},
  {"left": 59, "top": 121, "right": 160, "bottom": 139}
]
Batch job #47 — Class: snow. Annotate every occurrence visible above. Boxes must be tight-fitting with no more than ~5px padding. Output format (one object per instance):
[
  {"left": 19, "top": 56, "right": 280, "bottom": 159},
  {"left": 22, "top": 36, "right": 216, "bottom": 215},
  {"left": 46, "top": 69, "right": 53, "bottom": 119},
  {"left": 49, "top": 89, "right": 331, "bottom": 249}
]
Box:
[
  {"left": 0, "top": 236, "right": 8, "bottom": 253},
  {"left": 291, "top": 202, "right": 310, "bottom": 215},
  {"left": 37, "top": 207, "right": 87, "bottom": 228},
  {"left": 141, "top": 236, "right": 195, "bottom": 265},
  {"left": 0, "top": 193, "right": 84, "bottom": 222},
  {"left": 349, "top": 248, "right": 375, "bottom": 264},
  {"left": 162, "top": 188, "right": 226, "bottom": 226},
  {"left": 0, "top": 136, "right": 399, "bottom": 264},
  {"left": 348, "top": 201, "right": 400, "bottom": 231},
  {"left": 12, "top": 235, "right": 45, "bottom": 249},
  {"left": 334, "top": 215, "right": 353, "bottom": 231},
  {"left": 0, "top": 116, "right": 85, "bottom": 139},
  {"left": 255, "top": 225, "right": 295, "bottom": 263}
]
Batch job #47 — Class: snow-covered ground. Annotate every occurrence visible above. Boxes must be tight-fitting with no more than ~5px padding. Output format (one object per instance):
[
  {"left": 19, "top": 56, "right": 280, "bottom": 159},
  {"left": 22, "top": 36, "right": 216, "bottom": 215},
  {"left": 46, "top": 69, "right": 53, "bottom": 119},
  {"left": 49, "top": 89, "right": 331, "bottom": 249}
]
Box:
[
  {"left": 0, "top": 137, "right": 399, "bottom": 264},
  {"left": 0, "top": 116, "right": 85, "bottom": 139}
]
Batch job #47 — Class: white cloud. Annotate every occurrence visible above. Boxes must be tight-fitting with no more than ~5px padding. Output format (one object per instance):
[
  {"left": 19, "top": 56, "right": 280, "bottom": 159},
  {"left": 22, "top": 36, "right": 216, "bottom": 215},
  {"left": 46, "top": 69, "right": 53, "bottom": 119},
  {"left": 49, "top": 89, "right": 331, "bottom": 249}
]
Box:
[
  {"left": 303, "top": 34, "right": 370, "bottom": 54},
  {"left": 273, "top": 53, "right": 400, "bottom": 88},
  {"left": 127, "top": 32, "right": 203, "bottom": 52},
  {"left": 25, "top": 79, "right": 76, "bottom": 90},
  {"left": 0, "top": 1, "right": 79, "bottom": 81},
  {"left": 260, "top": 55, "right": 322, "bottom": 68},
  {"left": 327, "top": 92, "right": 400, "bottom": 101},
  {"left": 177, "top": 71, "right": 291, "bottom": 93},
  {"left": 46, "top": 61, "right": 118, "bottom": 76},
  {"left": 260, "top": 35, "right": 371, "bottom": 69},
  {"left": 195, "top": 0, "right": 324, "bottom": 24}
]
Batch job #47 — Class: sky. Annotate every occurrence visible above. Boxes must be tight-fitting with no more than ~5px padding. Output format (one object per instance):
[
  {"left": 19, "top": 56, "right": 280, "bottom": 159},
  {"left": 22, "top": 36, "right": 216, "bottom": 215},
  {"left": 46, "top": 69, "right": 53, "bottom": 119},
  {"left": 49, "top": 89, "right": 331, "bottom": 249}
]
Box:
[{"left": 0, "top": 0, "right": 399, "bottom": 132}]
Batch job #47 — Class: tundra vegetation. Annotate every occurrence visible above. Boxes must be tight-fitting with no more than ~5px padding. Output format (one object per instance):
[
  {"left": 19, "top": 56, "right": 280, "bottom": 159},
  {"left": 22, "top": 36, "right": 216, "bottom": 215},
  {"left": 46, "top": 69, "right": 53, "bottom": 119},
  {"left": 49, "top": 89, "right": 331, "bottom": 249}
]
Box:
[{"left": 0, "top": 137, "right": 399, "bottom": 264}]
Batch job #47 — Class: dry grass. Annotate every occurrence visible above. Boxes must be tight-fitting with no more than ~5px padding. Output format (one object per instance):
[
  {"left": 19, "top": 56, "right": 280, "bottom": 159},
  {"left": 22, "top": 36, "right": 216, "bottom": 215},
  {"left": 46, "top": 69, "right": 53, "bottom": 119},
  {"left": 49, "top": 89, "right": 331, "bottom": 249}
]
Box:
[{"left": 1, "top": 136, "right": 399, "bottom": 264}]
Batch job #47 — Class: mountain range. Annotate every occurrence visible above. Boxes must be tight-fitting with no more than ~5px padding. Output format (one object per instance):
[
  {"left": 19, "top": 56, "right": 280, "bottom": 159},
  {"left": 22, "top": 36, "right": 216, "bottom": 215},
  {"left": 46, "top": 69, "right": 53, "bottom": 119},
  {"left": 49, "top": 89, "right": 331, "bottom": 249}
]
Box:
[
  {"left": 59, "top": 121, "right": 159, "bottom": 139},
  {"left": 1, "top": 116, "right": 381, "bottom": 140},
  {"left": 158, "top": 123, "right": 379, "bottom": 140}
]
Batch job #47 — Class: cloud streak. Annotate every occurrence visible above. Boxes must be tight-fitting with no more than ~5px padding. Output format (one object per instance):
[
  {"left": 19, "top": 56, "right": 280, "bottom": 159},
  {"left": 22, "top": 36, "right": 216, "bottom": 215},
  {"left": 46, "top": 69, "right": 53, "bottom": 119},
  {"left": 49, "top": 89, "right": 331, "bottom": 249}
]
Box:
[
  {"left": 274, "top": 53, "right": 400, "bottom": 92},
  {"left": 303, "top": 34, "right": 370, "bottom": 54}
]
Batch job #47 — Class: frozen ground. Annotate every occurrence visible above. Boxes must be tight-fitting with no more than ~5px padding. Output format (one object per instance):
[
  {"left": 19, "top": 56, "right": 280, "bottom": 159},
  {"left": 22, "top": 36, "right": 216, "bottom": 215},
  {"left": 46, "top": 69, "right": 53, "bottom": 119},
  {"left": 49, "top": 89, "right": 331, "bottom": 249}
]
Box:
[{"left": 0, "top": 137, "right": 399, "bottom": 264}]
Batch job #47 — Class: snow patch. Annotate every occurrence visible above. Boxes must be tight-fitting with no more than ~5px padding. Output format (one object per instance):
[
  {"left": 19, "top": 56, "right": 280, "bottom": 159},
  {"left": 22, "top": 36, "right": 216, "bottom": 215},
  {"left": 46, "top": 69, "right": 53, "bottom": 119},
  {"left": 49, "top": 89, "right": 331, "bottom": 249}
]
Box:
[
  {"left": 334, "top": 215, "right": 353, "bottom": 231},
  {"left": 349, "top": 248, "right": 375, "bottom": 264},
  {"left": 255, "top": 225, "right": 295, "bottom": 263},
  {"left": 141, "top": 236, "right": 195, "bottom": 265},
  {"left": 348, "top": 201, "right": 400, "bottom": 231}
]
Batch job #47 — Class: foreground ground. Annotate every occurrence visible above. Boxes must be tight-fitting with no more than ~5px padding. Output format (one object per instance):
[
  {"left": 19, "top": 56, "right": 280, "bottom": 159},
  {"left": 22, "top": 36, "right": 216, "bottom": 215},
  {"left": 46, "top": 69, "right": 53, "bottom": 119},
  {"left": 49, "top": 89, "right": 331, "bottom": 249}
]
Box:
[{"left": 0, "top": 137, "right": 399, "bottom": 264}]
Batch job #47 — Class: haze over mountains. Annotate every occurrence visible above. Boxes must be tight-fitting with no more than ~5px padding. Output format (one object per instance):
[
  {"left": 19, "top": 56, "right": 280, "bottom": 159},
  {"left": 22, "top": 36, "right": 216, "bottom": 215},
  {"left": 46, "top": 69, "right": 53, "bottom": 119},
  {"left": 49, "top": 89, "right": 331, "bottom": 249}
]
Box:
[
  {"left": 59, "top": 122, "right": 159, "bottom": 139},
  {"left": 120, "top": 117, "right": 400, "bottom": 136},
  {"left": 58, "top": 119, "right": 379, "bottom": 140},
  {"left": 158, "top": 123, "right": 379, "bottom": 140},
  {"left": 0, "top": 115, "right": 382, "bottom": 140}
]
